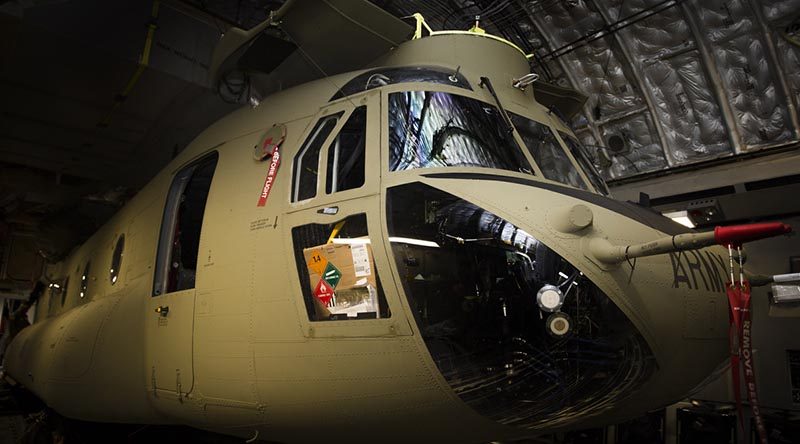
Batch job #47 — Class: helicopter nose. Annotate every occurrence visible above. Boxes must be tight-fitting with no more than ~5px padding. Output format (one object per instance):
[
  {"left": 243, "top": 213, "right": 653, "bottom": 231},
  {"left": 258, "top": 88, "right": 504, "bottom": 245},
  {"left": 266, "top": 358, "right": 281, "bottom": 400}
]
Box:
[{"left": 386, "top": 181, "right": 662, "bottom": 429}]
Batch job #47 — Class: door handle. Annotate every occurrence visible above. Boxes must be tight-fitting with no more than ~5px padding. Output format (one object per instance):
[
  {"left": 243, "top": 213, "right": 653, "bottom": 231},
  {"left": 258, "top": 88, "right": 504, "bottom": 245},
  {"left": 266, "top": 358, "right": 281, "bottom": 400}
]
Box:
[
  {"left": 317, "top": 206, "right": 339, "bottom": 215},
  {"left": 155, "top": 305, "right": 169, "bottom": 317}
]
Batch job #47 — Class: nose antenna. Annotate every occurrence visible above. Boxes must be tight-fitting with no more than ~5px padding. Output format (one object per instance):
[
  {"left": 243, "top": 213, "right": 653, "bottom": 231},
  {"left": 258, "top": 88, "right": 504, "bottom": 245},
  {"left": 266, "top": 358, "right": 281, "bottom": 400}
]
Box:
[{"left": 589, "top": 222, "right": 792, "bottom": 264}]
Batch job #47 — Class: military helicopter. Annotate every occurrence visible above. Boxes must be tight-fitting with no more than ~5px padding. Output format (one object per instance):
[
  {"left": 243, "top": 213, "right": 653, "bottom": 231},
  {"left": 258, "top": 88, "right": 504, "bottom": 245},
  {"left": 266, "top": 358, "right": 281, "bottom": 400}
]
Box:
[{"left": 3, "top": 1, "right": 794, "bottom": 443}]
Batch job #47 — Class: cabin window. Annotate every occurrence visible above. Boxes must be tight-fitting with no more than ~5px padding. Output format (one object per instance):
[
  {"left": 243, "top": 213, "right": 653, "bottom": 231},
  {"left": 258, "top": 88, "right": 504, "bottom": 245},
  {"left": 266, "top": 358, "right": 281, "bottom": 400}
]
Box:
[
  {"left": 110, "top": 234, "right": 124, "bottom": 285},
  {"left": 559, "top": 132, "right": 610, "bottom": 196},
  {"left": 292, "top": 113, "right": 342, "bottom": 202},
  {"left": 153, "top": 153, "right": 219, "bottom": 296},
  {"left": 388, "top": 91, "right": 533, "bottom": 174},
  {"left": 291, "top": 213, "right": 390, "bottom": 321},
  {"left": 80, "top": 262, "right": 90, "bottom": 298},
  {"left": 325, "top": 106, "right": 366, "bottom": 194},
  {"left": 510, "top": 113, "right": 588, "bottom": 190},
  {"left": 330, "top": 66, "right": 471, "bottom": 101},
  {"left": 47, "top": 285, "right": 54, "bottom": 313},
  {"left": 61, "top": 277, "right": 69, "bottom": 306}
]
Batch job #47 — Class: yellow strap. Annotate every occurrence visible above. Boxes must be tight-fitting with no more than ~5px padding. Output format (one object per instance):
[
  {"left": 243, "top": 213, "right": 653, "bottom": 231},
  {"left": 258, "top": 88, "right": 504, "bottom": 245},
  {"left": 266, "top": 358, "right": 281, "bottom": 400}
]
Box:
[
  {"left": 99, "top": 0, "right": 160, "bottom": 127},
  {"left": 327, "top": 220, "right": 347, "bottom": 244}
]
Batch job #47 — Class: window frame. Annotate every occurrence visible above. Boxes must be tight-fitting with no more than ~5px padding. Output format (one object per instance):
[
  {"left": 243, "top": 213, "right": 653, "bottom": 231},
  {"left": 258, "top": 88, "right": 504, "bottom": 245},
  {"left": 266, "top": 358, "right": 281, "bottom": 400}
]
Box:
[
  {"left": 287, "top": 91, "right": 381, "bottom": 213},
  {"left": 291, "top": 212, "right": 391, "bottom": 322},
  {"left": 291, "top": 112, "right": 343, "bottom": 203},
  {"left": 153, "top": 152, "right": 219, "bottom": 297},
  {"left": 284, "top": 205, "right": 411, "bottom": 336},
  {"left": 325, "top": 105, "right": 368, "bottom": 195},
  {"left": 378, "top": 83, "right": 546, "bottom": 183}
]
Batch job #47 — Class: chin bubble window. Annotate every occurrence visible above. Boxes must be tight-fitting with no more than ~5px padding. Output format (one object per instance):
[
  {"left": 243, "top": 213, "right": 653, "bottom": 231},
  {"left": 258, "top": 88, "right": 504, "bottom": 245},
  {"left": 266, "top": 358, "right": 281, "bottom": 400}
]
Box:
[
  {"left": 386, "top": 182, "right": 655, "bottom": 427},
  {"left": 292, "top": 213, "right": 390, "bottom": 321}
]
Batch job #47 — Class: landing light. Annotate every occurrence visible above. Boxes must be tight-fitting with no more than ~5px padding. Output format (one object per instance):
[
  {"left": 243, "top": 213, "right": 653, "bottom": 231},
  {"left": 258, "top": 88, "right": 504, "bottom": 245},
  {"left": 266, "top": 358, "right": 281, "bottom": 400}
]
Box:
[
  {"left": 536, "top": 285, "right": 564, "bottom": 312},
  {"left": 663, "top": 210, "right": 695, "bottom": 228}
]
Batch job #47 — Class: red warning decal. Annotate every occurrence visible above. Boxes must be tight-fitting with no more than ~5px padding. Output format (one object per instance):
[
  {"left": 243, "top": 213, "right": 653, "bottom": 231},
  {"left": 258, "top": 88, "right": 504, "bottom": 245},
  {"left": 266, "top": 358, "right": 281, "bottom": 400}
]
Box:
[
  {"left": 256, "top": 145, "right": 281, "bottom": 207},
  {"left": 314, "top": 279, "right": 335, "bottom": 306}
]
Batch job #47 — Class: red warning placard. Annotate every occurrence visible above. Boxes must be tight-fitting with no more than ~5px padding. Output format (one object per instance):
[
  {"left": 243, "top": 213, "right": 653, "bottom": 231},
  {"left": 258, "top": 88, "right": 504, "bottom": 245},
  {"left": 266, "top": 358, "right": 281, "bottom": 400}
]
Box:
[{"left": 314, "top": 279, "right": 335, "bottom": 306}]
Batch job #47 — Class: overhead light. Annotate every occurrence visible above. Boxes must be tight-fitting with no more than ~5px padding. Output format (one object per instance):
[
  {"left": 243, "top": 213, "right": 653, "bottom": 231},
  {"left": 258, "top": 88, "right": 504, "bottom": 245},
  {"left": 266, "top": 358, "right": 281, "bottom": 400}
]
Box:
[
  {"left": 663, "top": 210, "right": 695, "bottom": 228},
  {"left": 388, "top": 237, "right": 440, "bottom": 248},
  {"left": 331, "top": 238, "right": 371, "bottom": 245}
]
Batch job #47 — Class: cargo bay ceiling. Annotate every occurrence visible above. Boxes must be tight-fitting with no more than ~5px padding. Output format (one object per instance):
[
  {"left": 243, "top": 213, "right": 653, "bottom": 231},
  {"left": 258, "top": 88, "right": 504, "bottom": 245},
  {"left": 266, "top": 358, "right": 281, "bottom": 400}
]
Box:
[
  {"left": 1, "top": 0, "right": 799, "bottom": 277},
  {"left": 189, "top": 0, "right": 800, "bottom": 181},
  {"left": 376, "top": 0, "right": 800, "bottom": 181}
]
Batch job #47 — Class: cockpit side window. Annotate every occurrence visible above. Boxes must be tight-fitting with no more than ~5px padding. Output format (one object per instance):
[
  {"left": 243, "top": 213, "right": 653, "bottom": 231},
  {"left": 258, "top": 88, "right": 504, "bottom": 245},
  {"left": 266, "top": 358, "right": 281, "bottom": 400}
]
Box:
[
  {"left": 559, "top": 132, "right": 611, "bottom": 196},
  {"left": 325, "top": 106, "right": 367, "bottom": 194},
  {"left": 291, "top": 213, "right": 390, "bottom": 321},
  {"left": 510, "top": 113, "right": 588, "bottom": 191},
  {"left": 388, "top": 91, "right": 533, "bottom": 174},
  {"left": 291, "top": 113, "right": 342, "bottom": 202}
]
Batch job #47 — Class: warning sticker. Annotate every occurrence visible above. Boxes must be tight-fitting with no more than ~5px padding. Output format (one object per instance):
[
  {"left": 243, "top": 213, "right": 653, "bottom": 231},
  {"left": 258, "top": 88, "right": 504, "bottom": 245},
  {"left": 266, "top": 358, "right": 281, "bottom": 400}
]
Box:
[
  {"left": 256, "top": 145, "right": 281, "bottom": 207},
  {"left": 314, "top": 279, "right": 335, "bottom": 306},
  {"left": 307, "top": 253, "right": 328, "bottom": 277},
  {"left": 323, "top": 262, "right": 342, "bottom": 288},
  {"left": 350, "top": 243, "right": 371, "bottom": 277}
]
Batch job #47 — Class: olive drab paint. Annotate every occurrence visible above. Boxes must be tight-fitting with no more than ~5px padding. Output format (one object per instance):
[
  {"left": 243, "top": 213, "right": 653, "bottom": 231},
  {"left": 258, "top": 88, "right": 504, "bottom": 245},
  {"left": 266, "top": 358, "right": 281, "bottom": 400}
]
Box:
[{"left": 3, "top": 10, "right": 733, "bottom": 444}]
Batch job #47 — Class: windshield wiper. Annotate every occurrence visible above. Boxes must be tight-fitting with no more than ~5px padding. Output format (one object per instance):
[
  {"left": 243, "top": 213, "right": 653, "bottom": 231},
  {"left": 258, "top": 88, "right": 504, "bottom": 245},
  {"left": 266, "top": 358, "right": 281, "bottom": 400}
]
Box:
[{"left": 479, "top": 76, "right": 514, "bottom": 135}]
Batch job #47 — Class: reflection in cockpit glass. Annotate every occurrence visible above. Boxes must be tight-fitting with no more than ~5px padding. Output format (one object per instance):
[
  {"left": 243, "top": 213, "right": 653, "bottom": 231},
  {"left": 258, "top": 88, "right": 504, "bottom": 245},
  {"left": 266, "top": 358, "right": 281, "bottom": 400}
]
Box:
[
  {"left": 386, "top": 182, "right": 655, "bottom": 428},
  {"left": 510, "top": 113, "right": 588, "bottom": 191},
  {"left": 559, "top": 132, "right": 610, "bottom": 196},
  {"left": 388, "top": 91, "right": 533, "bottom": 174}
]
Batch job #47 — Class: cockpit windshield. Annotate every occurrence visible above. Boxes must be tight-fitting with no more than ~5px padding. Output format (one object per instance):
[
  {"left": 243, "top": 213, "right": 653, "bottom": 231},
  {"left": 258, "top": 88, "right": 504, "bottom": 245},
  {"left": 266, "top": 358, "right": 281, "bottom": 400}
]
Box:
[
  {"left": 387, "top": 90, "right": 610, "bottom": 196},
  {"left": 388, "top": 91, "right": 534, "bottom": 174}
]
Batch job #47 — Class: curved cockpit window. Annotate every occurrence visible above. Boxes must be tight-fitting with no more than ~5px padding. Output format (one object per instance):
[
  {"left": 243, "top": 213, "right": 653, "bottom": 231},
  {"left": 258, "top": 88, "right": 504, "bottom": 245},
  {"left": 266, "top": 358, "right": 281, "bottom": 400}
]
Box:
[
  {"left": 389, "top": 91, "right": 534, "bottom": 174},
  {"left": 110, "top": 234, "right": 124, "bottom": 285},
  {"left": 510, "top": 113, "right": 588, "bottom": 190},
  {"left": 559, "top": 132, "right": 610, "bottom": 196},
  {"left": 331, "top": 66, "right": 471, "bottom": 101},
  {"left": 386, "top": 182, "right": 655, "bottom": 427}
]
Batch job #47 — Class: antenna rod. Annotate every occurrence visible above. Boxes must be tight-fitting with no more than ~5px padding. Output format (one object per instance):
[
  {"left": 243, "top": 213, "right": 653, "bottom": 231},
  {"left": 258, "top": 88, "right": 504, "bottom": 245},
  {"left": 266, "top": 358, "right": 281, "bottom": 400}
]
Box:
[{"left": 590, "top": 222, "right": 792, "bottom": 264}]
